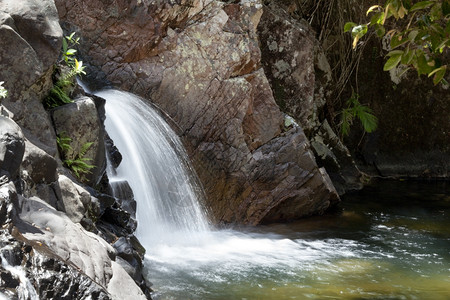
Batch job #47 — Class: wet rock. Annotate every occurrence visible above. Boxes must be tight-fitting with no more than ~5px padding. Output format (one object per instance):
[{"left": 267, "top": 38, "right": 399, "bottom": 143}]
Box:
[
  {"left": 0, "top": 269, "right": 20, "bottom": 289},
  {"left": 52, "top": 97, "right": 106, "bottom": 185},
  {"left": 310, "top": 120, "right": 364, "bottom": 194},
  {"left": 59, "top": 0, "right": 339, "bottom": 224},
  {"left": 105, "top": 132, "right": 122, "bottom": 169},
  {"left": 109, "top": 180, "right": 136, "bottom": 217},
  {"left": 0, "top": 116, "right": 25, "bottom": 179},
  {"left": 1, "top": 229, "right": 112, "bottom": 300},
  {"left": 102, "top": 204, "right": 137, "bottom": 234}
]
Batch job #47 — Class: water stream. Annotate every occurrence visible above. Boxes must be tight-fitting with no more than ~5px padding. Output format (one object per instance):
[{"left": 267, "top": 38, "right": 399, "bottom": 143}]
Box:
[{"left": 100, "top": 89, "right": 450, "bottom": 300}]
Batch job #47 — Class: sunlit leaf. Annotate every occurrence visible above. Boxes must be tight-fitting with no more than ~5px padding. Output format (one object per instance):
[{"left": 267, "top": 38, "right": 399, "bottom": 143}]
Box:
[
  {"left": 367, "top": 5, "right": 382, "bottom": 15},
  {"left": 370, "top": 12, "right": 385, "bottom": 25},
  {"left": 383, "top": 53, "right": 402, "bottom": 71},
  {"left": 66, "top": 49, "right": 77, "bottom": 55},
  {"left": 344, "top": 22, "right": 357, "bottom": 32},
  {"left": 351, "top": 25, "right": 368, "bottom": 38}
]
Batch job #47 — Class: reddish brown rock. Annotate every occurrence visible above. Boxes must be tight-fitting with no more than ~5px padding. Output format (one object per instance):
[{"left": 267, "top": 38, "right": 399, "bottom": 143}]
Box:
[{"left": 56, "top": 0, "right": 339, "bottom": 224}]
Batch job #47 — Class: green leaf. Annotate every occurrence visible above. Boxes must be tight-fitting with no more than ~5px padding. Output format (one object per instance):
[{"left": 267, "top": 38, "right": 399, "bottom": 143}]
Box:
[
  {"left": 433, "top": 68, "right": 446, "bottom": 85},
  {"left": 416, "top": 53, "right": 435, "bottom": 75},
  {"left": 359, "top": 109, "right": 378, "bottom": 133},
  {"left": 66, "top": 49, "right": 77, "bottom": 55},
  {"left": 383, "top": 53, "right": 402, "bottom": 71},
  {"left": 340, "top": 108, "right": 353, "bottom": 137},
  {"left": 374, "top": 24, "right": 386, "bottom": 37},
  {"left": 344, "top": 22, "right": 357, "bottom": 33},
  {"left": 401, "top": 47, "right": 415, "bottom": 64},
  {"left": 351, "top": 25, "right": 368, "bottom": 38},
  {"left": 435, "top": 38, "right": 449, "bottom": 51},
  {"left": 428, "top": 65, "right": 447, "bottom": 84},
  {"left": 410, "top": 1, "right": 435, "bottom": 12},
  {"left": 408, "top": 30, "right": 419, "bottom": 41},
  {"left": 66, "top": 32, "right": 75, "bottom": 41},
  {"left": 62, "top": 38, "right": 68, "bottom": 53},
  {"left": 387, "top": 50, "right": 404, "bottom": 56},
  {"left": 370, "top": 12, "right": 386, "bottom": 25},
  {"left": 390, "top": 33, "right": 408, "bottom": 49}
]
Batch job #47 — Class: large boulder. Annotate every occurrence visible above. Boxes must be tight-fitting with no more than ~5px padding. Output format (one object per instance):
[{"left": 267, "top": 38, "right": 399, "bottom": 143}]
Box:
[
  {"left": 0, "top": 0, "right": 62, "bottom": 156},
  {"left": 53, "top": 175, "right": 92, "bottom": 223},
  {"left": 21, "top": 139, "right": 58, "bottom": 184},
  {"left": 56, "top": 0, "right": 340, "bottom": 224},
  {"left": 52, "top": 97, "right": 106, "bottom": 185}
]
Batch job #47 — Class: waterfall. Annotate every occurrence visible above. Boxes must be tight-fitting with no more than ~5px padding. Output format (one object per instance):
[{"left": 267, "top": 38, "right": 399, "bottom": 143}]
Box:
[
  {"left": 0, "top": 251, "right": 39, "bottom": 300},
  {"left": 97, "top": 89, "right": 210, "bottom": 246}
]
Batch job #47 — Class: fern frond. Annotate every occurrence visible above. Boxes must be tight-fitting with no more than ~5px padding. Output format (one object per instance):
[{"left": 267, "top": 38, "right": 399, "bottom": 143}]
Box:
[{"left": 79, "top": 142, "right": 93, "bottom": 157}]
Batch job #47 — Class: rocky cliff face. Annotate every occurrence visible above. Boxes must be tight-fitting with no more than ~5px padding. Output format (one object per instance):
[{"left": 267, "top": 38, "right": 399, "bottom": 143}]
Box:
[
  {"left": 272, "top": 0, "right": 449, "bottom": 179},
  {"left": 56, "top": 0, "right": 340, "bottom": 224},
  {"left": 257, "top": 2, "right": 364, "bottom": 194},
  {"left": 0, "top": 0, "right": 150, "bottom": 298}
]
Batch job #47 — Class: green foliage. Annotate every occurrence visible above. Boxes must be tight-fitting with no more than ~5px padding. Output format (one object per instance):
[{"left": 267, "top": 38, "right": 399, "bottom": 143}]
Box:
[
  {"left": 44, "top": 85, "right": 73, "bottom": 109},
  {"left": 345, "top": 0, "right": 450, "bottom": 85},
  {"left": 56, "top": 133, "right": 95, "bottom": 181},
  {"left": 61, "top": 32, "right": 81, "bottom": 65},
  {"left": 44, "top": 32, "right": 86, "bottom": 109},
  {"left": 340, "top": 91, "right": 378, "bottom": 137},
  {"left": 64, "top": 142, "right": 95, "bottom": 181},
  {"left": 56, "top": 132, "right": 72, "bottom": 153},
  {"left": 0, "top": 81, "right": 7, "bottom": 99}
]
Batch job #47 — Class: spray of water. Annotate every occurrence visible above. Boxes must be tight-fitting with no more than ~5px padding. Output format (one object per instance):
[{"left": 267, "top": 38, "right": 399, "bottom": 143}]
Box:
[
  {"left": 97, "top": 89, "right": 210, "bottom": 246},
  {"left": 0, "top": 252, "right": 39, "bottom": 300}
]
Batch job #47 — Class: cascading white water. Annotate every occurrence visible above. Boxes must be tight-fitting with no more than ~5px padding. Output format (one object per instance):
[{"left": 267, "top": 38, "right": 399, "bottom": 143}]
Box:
[
  {"left": 97, "top": 89, "right": 210, "bottom": 246},
  {"left": 0, "top": 252, "right": 39, "bottom": 300}
]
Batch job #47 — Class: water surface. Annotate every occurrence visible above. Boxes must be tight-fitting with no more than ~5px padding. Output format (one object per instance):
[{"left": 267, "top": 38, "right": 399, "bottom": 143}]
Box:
[{"left": 145, "top": 180, "right": 450, "bottom": 300}]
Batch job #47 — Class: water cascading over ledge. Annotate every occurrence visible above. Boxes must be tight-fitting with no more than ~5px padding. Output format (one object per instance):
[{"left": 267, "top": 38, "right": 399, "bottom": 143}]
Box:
[{"left": 97, "top": 89, "right": 210, "bottom": 246}]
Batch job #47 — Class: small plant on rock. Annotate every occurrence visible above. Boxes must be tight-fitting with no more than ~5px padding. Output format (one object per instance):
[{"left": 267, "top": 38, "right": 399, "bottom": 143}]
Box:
[
  {"left": 44, "top": 32, "right": 86, "bottom": 109},
  {"left": 340, "top": 90, "right": 378, "bottom": 138},
  {"left": 0, "top": 81, "right": 7, "bottom": 99},
  {"left": 57, "top": 132, "right": 95, "bottom": 181}
]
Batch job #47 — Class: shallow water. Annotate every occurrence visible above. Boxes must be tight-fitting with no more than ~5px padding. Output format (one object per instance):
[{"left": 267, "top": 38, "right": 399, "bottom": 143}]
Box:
[{"left": 145, "top": 180, "right": 450, "bottom": 300}]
